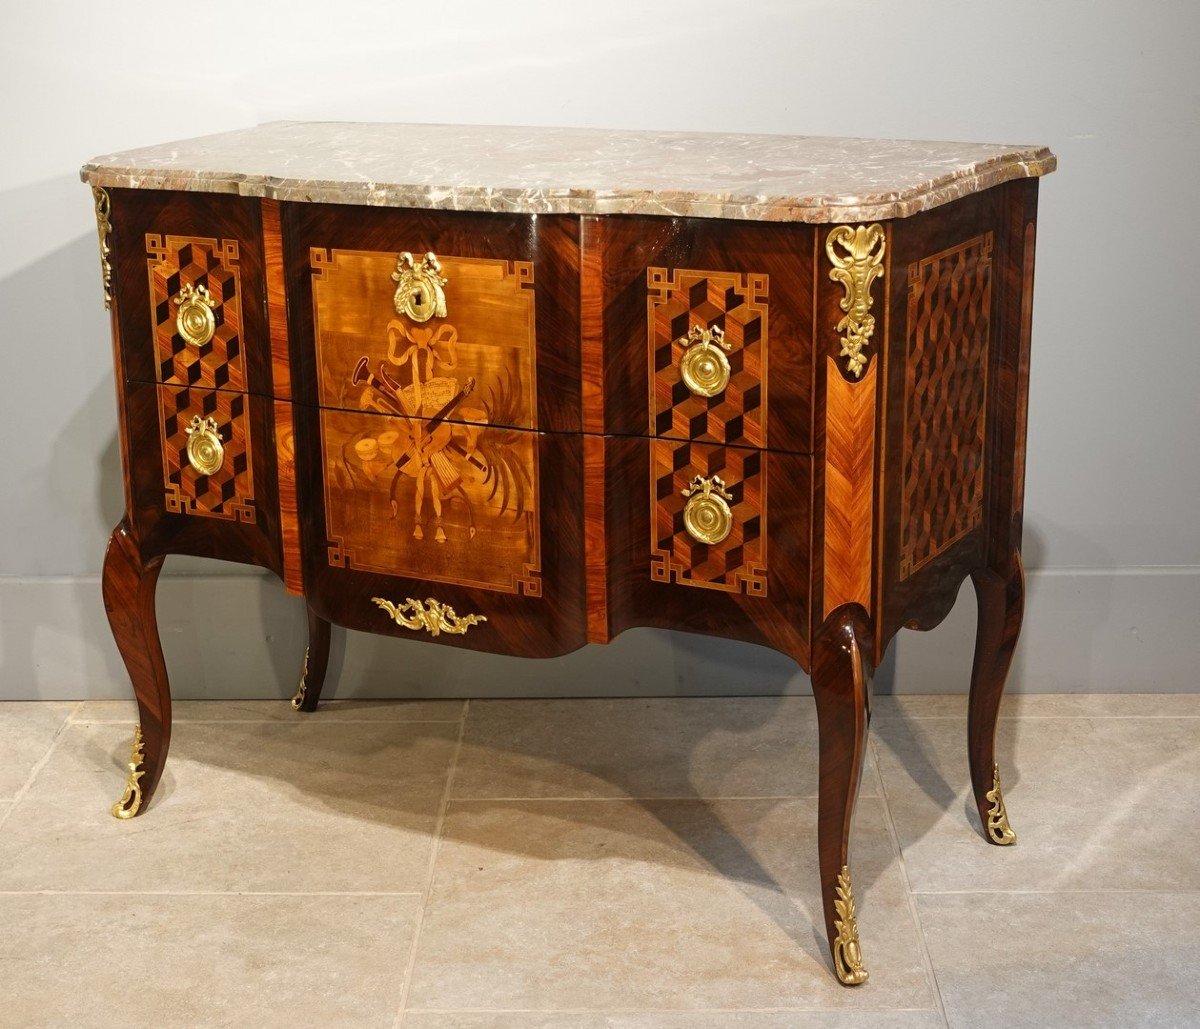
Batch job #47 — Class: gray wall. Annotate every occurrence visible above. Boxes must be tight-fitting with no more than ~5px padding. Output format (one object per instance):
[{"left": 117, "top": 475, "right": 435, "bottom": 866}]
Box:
[{"left": 2, "top": 1, "right": 1197, "bottom": 700}]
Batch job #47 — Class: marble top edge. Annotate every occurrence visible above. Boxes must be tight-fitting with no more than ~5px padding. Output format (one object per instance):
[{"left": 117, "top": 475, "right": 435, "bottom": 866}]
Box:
[{"left": 80, "top": 121, "right": 1056, "bottom": 224}]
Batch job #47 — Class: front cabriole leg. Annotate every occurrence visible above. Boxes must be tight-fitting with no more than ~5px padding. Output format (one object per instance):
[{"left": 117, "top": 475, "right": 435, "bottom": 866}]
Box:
[
  {"left": 968, "top": 551, "right": 1024, "bottom": 845},
  {"left": 102, "top": 521, "right": 170, "bottom": 818},
  {"left": 291, "top": 605, "right": 332, "bottom": 712},
  {"left": 812, "top": 603, "right": 874, "bottom": 985}
]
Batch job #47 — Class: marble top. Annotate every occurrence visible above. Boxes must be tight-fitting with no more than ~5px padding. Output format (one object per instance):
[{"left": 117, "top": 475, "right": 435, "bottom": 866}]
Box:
[{"left": 81, "top": 121, "right": 1056, "bottom": 224}]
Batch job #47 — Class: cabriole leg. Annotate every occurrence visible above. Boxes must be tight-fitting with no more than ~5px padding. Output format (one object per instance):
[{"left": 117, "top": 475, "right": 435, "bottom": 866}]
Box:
[
  {"left": 101, "top": 521, "right": 169, "bottom": 819},
  {"left": 968, "top": 551, "right": 1024, "bottom": 845},
  {"left": 291, "top": 605, "right": 332, "bottom": 712},
  {"left": 812, "top": 603, "right": 874, "bottom": 986}
]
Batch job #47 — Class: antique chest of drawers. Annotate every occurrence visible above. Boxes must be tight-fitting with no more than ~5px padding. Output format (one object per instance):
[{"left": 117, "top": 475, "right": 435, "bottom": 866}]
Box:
[{"left": 82, "top": 122, "right": 1055, "bottom": 986}]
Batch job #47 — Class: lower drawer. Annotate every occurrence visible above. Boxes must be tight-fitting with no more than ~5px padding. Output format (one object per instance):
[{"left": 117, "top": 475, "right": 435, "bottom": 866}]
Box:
[
  {"left": 602, "top": 436, "right": 812, "bottom": 665},
  {"left": 121, "top": 380, "right": 282, "bottom": 570},
  {"left": 293, "top": 404, "right": 587, "bottom": 656}
]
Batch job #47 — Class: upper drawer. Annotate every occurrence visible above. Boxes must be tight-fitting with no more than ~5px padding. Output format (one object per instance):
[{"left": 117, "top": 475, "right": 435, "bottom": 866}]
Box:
[
  {"left": 585, "top": 216, "right": 815, "bottom": 454},
  {"left": 282, "top": 204, "right": 582, "bottom": 434},
  {"left": 110, "top": 189, "right": 271, "bottom": 394}
]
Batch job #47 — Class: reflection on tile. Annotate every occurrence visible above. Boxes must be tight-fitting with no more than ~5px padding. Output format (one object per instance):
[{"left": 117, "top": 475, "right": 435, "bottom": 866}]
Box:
[
  {"left": 409, "top": 797, "right": 931, "bottom": 1011},
  {"left": 873, "top": 693, "right": 1200, "bottom": 720},
  {"left": 919, "top": 892, "right": 1200, "bottom": 1029},
  {"left": 0, "top": 701, "right": 74, "bottom": 798},
  {"left": 0, "top": 892, "right": 417, "bottom": 1027},
  {"left": 406, "top": 1013, "right": 946, "bottom": 1028},
  {"left": 0, "top": 720, "right": 458, "bottom": 893},
  {"left": 74, "top": 698, "right": 465, "bottom": 723},
  {"left": 454, "top": 698, "right": 877, "bottom": 799},
  {"left": 874, "top": 715, "right": 1200, "bottom": 892}
]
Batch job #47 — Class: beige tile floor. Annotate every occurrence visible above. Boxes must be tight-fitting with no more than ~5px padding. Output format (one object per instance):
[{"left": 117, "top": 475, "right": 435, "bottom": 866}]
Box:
[{"left": 1, "top": 694, "right": 1197, "bottom": 1028}]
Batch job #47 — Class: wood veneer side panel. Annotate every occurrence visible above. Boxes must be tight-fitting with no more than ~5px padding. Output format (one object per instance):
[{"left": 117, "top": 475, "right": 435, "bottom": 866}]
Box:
[
  {"left": 262, "top": 199, "right": 302, "bottom": 593},
  {"left": 580, "top": 216, "right": 610, "bottom": 641},
  {"left": 822, "top": 358, "right": 877, "bottom": 619},
  {"left": 104, "top": 193, "right": 134, "bottom": 516},
  {"left": 812, "top": 223, "right": 888, "bottom": 645},
  {"left": 534, "top": 214, "right": 584, "bottom": 434},
  {"left": 875, "top": 188, "right": 1002, "bottom": 649},
  {"left": 583, "top": 434, "right": 609, "bottom": 642},
  {"left": 994, "top": 178, "right": 1040, "bottom": 563},
  {"left": 580, "top": 216, "right": 606, "bottom": 436},
  {"left": 272, "top": 398, "right": 303, "bottom": 595},
  {"left": 872, "top": 228, "right": 894, "bottom": 660},
  {"left": 261, "top": 198, "right": 291, "bottom": 400}
]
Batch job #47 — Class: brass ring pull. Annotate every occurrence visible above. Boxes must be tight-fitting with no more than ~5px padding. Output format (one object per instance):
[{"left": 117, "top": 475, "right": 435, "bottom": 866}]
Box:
[
  {"left": 681, "top": 474, "right": 734, "bottom": 545},
  {"left": 677, "top": 325, "right": 733, "bottom": 397},
  {"left": 175, "top": 283, "right": 217, "bottom": 347},
  {"left": 392, "top": 251, "right": 448, "bottom": 323},
  {"left": 184, "top": 415, "right": 224, "bottom": 476}
]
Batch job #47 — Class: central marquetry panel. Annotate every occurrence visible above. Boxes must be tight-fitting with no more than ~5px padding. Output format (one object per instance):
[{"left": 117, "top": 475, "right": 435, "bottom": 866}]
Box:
[
  {"left": 321, "top": 409, "right": 541, "bottom": 596},
  {"left": 900, "top": 232, "right": 993, "bottom": 578},
  {"left": 310, "top": 249, "right": 537, "bottom": 428}
]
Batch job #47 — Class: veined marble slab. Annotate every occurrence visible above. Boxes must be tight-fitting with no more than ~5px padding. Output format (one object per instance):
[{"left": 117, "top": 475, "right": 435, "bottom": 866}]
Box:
[{"left": 81, "top": 121, "right": 1056, "bottom": 223}]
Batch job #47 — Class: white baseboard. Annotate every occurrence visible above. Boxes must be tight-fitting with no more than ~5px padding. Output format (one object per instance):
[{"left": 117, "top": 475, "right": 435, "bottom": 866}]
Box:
[{"left": 1, "top": 568, "right": 1196, "bottom": 700}]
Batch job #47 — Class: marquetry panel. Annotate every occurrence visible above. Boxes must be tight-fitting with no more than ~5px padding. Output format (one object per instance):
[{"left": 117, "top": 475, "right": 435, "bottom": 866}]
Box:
[
  {"left": 321, "top": 409, "right": 541, "bottom": 596},
  {"left": 158, "top": 385, "right": 255, "bottom": 522},
  {"left": 650, "top": 439, "right": 767, "bottom": 595},
  {"left": 900, "top": 232, "right": 993, "bottom": 578},
  {"left": 647, "top": 267, "right": 768, "bottom": 448},
  {"left": 311, "top": 249, "right": 536, "bottom": 428},
  {"left": 822, "top": 360, "right": 876, "bottom": 617},
  {"left": 147, "top": 234, "right": 245, "bottom": 391}
]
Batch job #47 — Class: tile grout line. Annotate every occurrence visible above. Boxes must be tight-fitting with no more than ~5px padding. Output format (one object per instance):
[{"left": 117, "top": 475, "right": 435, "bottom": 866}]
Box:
[
  {"left": 391, "top": 697, "right": 470, "bottom": 1029},
  {"left": 403, "top": 1007, "right": 950, "bottom": 1015},
  {"left": 908, "top": 887, "right": 1200, "bottom": 895},
  {"left": 70, "top": 719, "right": 467, "bottom": 725},
  {"left": 869, "top": 731, "right": 951, "bottom": 1029},
  {"left": 0, "top": 702, "right": 80, "bottom": 833},
  {"left": 874, "top": 714, "right": 1200, "bottom": 721},
  {"left": 0, "top": 889, "right": 428, "bottom": 897},
  {"left": 447, "top": 794, "right": 830, "bottom": 802}
]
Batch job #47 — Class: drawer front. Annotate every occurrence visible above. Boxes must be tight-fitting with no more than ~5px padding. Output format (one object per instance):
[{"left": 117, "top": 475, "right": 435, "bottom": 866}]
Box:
[
  {"left": 121, "top": 380, "right": 282, "bottom": 572},
  {"left": 283, "top": 204, "right": 581, "bottom": 434},
  {"left": 148, "top": 234, "right": 245, "bottom": 391},
  {"left": 649, "top": 267, "right": 768, "bottom": 449},
  {"left": 294, "top": 403, "right": 586, "bottom": 656},
  {"left": 586, "top": 216, "right": 814, "bottom": 454},
  {"left": 157, "top": 383, "right": 255, "bottom": 522},
  {"left": 650, "top": 438, "right": 767, "bottom": 596},
  {"left": 111, "top": 189, "right": 271, "bottom": 395},
  {"left": 603, "top": 436, "right": 811, "bottom": 664}
]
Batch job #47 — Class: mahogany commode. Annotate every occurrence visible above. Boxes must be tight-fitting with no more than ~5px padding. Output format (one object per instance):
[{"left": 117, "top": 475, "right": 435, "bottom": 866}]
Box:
[{"left": 82, "top": 122, "right": 1056, "bottom": 986}]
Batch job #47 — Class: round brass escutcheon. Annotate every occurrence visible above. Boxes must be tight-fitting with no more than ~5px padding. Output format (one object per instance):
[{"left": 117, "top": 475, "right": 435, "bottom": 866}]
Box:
[
  {"left": 185, "top": 418, "right": 224, "bottom": 476},
  {"left": 176, "top": 288, "right": 217, "bottom": 347},
  {"left": 680, "top": 342, "right": 731, "bottom": 397},
  {"left": 683, "top": 490, "right": 733, "bottom": 546}
]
